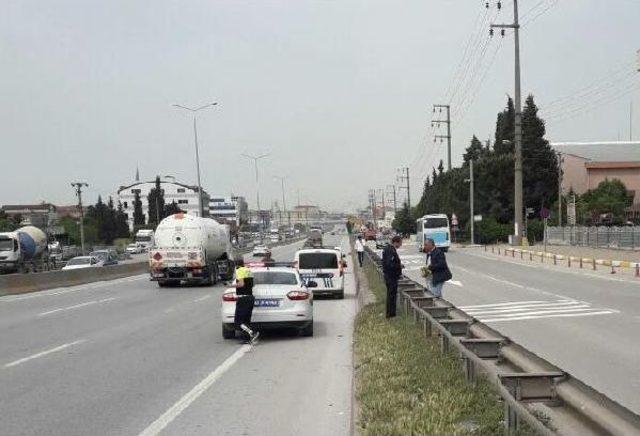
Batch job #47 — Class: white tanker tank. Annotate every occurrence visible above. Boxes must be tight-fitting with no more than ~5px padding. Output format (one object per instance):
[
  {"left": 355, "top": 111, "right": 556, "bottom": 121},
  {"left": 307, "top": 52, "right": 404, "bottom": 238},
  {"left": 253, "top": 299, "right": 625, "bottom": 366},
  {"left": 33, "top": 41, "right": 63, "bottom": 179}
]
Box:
[{"left": 149, "top": 213, "right": 235, "bottom": 287}]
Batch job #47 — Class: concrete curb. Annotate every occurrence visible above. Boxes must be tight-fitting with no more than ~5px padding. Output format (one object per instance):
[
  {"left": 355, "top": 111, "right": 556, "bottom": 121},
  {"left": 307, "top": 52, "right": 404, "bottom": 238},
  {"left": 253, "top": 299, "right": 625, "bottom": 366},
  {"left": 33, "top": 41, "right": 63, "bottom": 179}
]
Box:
[
  {"left": 0, "top": 262, "right": 149, "bottom": 296},
  {"left": 486, "top": 245, "right": 640, "bottom": 276}
]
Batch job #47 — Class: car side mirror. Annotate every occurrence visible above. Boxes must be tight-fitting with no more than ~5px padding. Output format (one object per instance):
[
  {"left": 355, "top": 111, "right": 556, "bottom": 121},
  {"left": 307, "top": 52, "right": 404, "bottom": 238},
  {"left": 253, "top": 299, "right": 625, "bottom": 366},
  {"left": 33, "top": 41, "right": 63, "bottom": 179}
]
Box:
[{"left": 307, "top": 280, "right": 318, "bottom": 288}]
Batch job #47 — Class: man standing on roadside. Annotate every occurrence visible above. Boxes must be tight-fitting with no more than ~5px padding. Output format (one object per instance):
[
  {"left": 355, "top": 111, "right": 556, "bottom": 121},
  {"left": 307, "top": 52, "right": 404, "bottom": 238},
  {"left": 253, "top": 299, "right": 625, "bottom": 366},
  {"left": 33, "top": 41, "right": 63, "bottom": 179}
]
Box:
[
  {"left": 382, "top": 235, "right": 404, "bottom": 318},
  {"left": 354, "top": 236, "right": 365, "bottom": 267},
  {"left": 423, "top": 238, "right": 452, "bottom": 298},
  {"left": 230, "top": 259, "right": 260, "bottom": 344}
]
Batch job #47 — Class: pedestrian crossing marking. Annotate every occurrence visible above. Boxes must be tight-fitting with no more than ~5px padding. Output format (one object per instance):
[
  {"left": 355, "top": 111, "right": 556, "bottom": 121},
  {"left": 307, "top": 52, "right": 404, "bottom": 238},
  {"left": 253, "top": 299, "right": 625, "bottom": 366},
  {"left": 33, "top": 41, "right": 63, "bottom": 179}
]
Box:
[{"left": 460, "top": 299, "right": 619, "bottom": 323}]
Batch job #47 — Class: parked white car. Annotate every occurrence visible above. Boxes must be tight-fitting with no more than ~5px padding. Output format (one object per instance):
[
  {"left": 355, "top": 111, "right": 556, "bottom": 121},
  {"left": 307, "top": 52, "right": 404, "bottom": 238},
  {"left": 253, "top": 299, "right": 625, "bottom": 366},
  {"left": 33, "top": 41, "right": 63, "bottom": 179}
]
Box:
[
  {"left": 252, "top": 245, "right": 271, "bottom": 257},
  {"left": 62, "top": 256, "right": 103, "bottom": 270},
  {"left": 126, "top": 243, "right": 143, "bottom": 254},
  {"left": 221, "top": 264, "right": 315, "bottom": 339}
]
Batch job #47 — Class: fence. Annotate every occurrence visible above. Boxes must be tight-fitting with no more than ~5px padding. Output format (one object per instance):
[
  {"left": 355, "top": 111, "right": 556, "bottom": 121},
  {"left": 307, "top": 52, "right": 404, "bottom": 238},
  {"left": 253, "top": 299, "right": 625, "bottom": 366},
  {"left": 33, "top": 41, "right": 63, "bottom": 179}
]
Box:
[
  {"left": 546, "top": 226, "right": 640, "bottom": 249},
  {"left": 362, "top": 247, "right": 640, "bottom": 435}
]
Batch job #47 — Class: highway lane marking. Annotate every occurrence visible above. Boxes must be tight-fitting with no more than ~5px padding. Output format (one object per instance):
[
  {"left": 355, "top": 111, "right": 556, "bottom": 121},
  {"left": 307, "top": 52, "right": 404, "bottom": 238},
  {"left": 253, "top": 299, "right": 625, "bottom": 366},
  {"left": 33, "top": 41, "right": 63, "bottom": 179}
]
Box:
[
  {"left": 38, "top": 298, "right": 116, "bottom": 316},
  {"left": 461, "top": 299, "right": 619, "bottom": 323},
  {"left": 138, "top": 345, "right": 251, "bottom": 436},
  {"left": 0, "top": 275, "right": 147, "bottom": 302},
  {"left": 4, "top": 339, "right": 86, "bottom": 368},
  {"left": 194, "top": 295, "right": 211, "bottom": 302},
  {"left": 482, "top": 311, "right": 615, "bottom": 323}
]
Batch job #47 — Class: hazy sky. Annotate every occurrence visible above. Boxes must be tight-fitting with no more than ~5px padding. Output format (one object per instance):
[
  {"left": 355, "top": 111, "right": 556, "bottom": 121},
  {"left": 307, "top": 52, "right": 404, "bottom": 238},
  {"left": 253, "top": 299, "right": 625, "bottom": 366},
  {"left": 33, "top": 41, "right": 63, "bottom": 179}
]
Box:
[{"left": 1, "top": 0, "right": 638, "bottom": 211}]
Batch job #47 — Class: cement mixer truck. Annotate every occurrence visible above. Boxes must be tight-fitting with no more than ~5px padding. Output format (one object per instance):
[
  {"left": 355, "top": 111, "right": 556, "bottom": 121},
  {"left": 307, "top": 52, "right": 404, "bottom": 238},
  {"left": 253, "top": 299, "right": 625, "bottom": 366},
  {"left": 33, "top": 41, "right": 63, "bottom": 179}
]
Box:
[
  {"left": 149, "top": 213, "right": 235, "bottom": 287},
  {"left": 0, "top": 226, "right": 50, "bottom": 273}
]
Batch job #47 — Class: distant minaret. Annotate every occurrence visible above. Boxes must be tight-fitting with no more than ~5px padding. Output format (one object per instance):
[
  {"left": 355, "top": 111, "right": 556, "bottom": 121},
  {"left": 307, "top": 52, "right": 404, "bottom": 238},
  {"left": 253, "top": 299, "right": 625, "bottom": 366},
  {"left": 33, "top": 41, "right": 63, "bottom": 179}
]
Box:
[{"left": 135, "top": 166, "right": 140, "bottom": 182}]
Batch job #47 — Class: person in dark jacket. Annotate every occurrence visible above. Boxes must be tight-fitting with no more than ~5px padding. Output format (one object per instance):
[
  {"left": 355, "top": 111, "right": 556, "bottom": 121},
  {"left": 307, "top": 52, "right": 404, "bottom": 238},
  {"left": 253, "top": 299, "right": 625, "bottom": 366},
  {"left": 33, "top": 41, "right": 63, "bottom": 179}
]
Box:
[
  {"left": 423, "top": 238, "right": 452, "bottom": 297},
  {"left": 382, "top": 235, "right": 404, "bottom": 318}
]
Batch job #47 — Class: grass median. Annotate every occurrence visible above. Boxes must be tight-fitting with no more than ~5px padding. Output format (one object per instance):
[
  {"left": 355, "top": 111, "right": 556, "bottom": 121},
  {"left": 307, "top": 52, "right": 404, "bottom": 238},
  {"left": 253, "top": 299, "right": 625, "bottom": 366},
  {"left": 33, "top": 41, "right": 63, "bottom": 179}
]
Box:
[{"left": 354, "top": 263, "right": 519, "bottom": 435}]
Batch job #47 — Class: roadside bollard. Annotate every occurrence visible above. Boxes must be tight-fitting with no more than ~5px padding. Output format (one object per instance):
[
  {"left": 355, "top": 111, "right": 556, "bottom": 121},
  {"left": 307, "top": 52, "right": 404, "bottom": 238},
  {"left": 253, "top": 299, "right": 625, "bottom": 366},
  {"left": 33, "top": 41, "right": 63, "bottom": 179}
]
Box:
[
  {"left": 611, "top": 264, "right": 616, "bottom": 274},
  {"left": 512, "top": 250, "right": 515, "bottom": 258},
  {"left": 520, "top": 251, "right": 523, "bottom": 259},
  {"left": 579, "top": 257, "right": 583, "bottom": 268},
  {"left": 492, "top": 246, "right": 495, "bottom": 254},
  {"left": 593, "top": 259, "right": 596, "bottom": 271},
  {"left": 553, "top": 254, "right": 557, "bottom": 265},
  {"left": 498, "top": 248, "right": 501, "bottom": 255},
  {"left": 635, "top": 264, "right": 639, "bottom": 278},
  {"left": 529, "top": 252, "right": 533, "bottom": 261},
  {"left": 568, "top": 257, "right": 571, "bottom": 268},
  {"left": 541, "top": 253, "right": 544, "bottom": 263}
]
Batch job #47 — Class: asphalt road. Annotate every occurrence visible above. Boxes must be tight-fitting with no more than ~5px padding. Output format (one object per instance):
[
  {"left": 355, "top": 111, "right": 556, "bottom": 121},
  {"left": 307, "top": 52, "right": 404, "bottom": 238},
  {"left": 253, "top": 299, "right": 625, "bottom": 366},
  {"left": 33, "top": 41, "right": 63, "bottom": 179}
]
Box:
[
  {"left": 0, "top": 233, "right": 355, "bottom": 436},
  {"left": 394, "top": 243, "right": 640, "bottom": 415}
]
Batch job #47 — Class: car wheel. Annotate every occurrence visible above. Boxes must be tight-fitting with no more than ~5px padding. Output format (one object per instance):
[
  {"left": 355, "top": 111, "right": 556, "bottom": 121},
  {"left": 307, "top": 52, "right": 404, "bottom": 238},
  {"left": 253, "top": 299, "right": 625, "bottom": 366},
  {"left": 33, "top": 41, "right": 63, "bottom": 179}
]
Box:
[
  {"left": 222, "top": 324, "right": 236, "bottom": 339},
  {"left": 334, "top": 290, "right": 345, "bottom": 299},
  {"left": 301, "top": 322, "right": 314, "bottom": 337}
]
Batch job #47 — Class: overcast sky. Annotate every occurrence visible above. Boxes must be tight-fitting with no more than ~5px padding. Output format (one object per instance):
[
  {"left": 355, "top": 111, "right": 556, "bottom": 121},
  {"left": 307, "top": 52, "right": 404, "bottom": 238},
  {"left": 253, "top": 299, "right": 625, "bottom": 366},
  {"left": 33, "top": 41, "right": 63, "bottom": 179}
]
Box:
[{"left": 1, "top": 0, "right": 638, "bottom": 212}]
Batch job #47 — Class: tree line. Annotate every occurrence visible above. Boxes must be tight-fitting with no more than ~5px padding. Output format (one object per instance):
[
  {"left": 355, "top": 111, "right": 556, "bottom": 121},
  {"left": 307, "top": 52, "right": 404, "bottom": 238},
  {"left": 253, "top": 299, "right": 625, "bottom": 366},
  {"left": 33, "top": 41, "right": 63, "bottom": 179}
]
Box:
[{"left": 393, "top": 95, "right": 634, "bottom": 243}]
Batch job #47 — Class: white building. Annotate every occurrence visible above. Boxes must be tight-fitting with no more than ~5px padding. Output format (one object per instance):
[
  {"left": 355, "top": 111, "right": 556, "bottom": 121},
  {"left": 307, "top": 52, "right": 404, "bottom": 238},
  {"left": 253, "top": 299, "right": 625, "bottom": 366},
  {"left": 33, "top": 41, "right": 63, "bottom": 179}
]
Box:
[
  {"left": 209, "top": 196, "right": 248, "bottom": 228},
  {"left": 118, "top": 178, "right": 210, "bottom": 230}
]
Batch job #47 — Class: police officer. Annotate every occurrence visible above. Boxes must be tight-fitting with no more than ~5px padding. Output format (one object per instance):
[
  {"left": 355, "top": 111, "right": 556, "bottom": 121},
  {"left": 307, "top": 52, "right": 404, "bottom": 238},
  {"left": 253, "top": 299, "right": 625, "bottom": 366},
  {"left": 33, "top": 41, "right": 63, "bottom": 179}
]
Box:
[
  {"left": 382, "top": 235, "right": 404, "bottom": 318},
  {"left": 231, "top": 258, "right": 259, "bottom": 344}
]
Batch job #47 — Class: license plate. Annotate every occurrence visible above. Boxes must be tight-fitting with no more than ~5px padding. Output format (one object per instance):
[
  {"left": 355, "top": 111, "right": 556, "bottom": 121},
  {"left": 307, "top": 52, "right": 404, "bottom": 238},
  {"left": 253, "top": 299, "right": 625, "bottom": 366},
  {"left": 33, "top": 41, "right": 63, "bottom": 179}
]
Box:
[{"left": 254, "top": 299, "right": 280, "bottom": 307}]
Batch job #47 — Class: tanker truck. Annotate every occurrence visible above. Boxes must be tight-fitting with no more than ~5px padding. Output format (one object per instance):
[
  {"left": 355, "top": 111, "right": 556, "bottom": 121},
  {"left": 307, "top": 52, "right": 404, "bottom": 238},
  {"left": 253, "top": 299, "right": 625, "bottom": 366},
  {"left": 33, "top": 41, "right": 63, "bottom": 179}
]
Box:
[
  {"left": 0, "top": 226, "right": 50, "bottom": 273},
  {"left": 149, "top": 213, "right": 235, "bottom": 287}
]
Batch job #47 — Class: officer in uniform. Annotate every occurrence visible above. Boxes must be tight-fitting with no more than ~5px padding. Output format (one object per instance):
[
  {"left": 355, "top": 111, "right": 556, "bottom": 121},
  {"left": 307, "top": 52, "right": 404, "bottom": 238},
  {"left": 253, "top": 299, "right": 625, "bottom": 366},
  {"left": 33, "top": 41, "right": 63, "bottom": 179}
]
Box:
[{"left": 231, "top": 259, "right": 260, "bottom": 344}]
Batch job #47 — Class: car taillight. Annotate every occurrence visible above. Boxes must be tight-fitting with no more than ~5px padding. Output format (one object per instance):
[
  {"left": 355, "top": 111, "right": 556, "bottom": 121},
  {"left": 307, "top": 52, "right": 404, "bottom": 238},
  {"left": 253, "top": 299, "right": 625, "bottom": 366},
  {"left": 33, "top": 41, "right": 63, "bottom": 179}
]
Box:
[
  {"left": 287, "top": 290, "right": 310, "bottom": 300},
  {"left": 222, "top": 293, "right": 238, "bottom": 302}
]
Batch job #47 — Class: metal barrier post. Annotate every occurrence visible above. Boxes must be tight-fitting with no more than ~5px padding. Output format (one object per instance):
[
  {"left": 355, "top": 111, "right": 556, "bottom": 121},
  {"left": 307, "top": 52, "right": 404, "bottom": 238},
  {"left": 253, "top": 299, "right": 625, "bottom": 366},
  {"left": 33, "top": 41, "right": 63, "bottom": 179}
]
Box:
[
  {"left": 580, "top": 257, "right": 583, "bottom": 268},
  {"left": 529, "top": 252, "right": 533, "bottom": 261},
  {"left": 593, "top": 259, "right": 596, "bottom": 271},
  {"left": 636, "top": 264, "right": 639, "bottom": 278},
  {"left": 568, "top": 256, "right": 571, "bottom": 267},
  {"left": 553, "top": 254, "right": 557, "bottom": 265}
]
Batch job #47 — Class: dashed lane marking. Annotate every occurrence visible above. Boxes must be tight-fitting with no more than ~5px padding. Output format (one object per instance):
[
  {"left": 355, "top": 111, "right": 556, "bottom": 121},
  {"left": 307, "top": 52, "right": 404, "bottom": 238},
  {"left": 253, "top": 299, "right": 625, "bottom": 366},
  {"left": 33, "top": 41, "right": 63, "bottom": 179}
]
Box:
[{"left": 4, "top": 339, "right": 86, "bottom": 368}]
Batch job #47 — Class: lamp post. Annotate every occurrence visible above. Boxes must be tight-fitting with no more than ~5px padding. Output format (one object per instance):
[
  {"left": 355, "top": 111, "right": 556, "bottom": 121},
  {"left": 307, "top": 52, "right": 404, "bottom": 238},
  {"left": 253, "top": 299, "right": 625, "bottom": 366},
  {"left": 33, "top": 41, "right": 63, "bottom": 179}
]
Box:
[
  {"left": 242, "top": 153, "right": 269, "bottom": 239},
  {"left": 173, "top": 102, "right": 218, "bottom": 217},
  {"left": 273, "top": 175, "right": 289, "bottom": 227}
]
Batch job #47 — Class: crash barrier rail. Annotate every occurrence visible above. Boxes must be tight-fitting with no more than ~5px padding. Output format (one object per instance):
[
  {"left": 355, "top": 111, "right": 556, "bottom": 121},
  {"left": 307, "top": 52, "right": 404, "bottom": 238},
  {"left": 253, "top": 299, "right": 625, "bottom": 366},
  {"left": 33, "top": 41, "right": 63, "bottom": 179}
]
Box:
[
  {"left": 363, "top": 247, "right": 640, "bottom": 435},
  {"left": 488, "top": 245, "right": 640, "bottom": 277},
  {"left": 547, "top": 226, "right": 640, "bottom": 250},
  {"left": 0, "top": 261, "right": 149, "bottom": 297}
]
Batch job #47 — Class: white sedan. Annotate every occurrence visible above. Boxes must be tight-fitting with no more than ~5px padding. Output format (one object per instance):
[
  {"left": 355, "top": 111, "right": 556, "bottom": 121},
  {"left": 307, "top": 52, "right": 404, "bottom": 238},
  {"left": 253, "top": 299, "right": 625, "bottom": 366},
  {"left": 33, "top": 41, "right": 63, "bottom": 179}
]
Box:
[
  {"left": 62, "top": 256, "right": 103, "bottom": 270},
  {"left": 252, "top": 245, "right": 271, "bottom": 257},
  {"left": 221, "top": 265, "right": 315, "bottom": 339}
]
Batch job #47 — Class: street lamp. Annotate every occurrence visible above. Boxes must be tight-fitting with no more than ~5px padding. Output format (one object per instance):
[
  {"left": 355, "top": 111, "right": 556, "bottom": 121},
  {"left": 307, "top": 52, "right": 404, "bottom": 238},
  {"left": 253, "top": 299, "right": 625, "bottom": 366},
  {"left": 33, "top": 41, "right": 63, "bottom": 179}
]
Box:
[
  {"left": 242, "top": 153, "right": 270, "bottom": 238},
  {"left": 173, "top": 102, "right": 218, "bottom": 217},
  {"left": 273, "top": 175, "right": 289, "bottom": 227}
]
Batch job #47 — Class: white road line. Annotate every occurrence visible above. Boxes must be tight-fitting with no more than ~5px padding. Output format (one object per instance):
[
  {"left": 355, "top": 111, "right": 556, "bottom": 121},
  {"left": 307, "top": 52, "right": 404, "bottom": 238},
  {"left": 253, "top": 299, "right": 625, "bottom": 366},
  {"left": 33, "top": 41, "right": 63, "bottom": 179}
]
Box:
[
  {"left": 466, "top": 303, "right": 590, "bottom": 316},
  {"left": 460, "top": 300, "right": 548, "bottom": 309},
  {"left": 138, "top": 345, "right": 251, "bottom": 436},
  {"left": 463, "top": 300, "right": 579, "bottom": 311},
  {"left": 482, "top": 311, "right": 616, "bottom": 323},
  {"left": 4, "top": 339, "right": 86, "bottom": 368},
  {"left": 475, "top": 307, "right": 596, "bottom": 319},
  {"left": 38, "top": 297, "right": 116, "bottom": 316},
  {"left": 194, "top": 295, "right": 211, "bottom": 302}
]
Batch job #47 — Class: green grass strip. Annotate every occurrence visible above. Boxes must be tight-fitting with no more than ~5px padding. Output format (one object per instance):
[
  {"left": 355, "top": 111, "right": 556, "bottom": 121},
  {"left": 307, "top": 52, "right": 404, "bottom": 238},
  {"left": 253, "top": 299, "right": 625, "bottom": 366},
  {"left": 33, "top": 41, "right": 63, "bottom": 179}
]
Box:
[{"left": 354, "top": 262, "right": 517, "bottom": 435}]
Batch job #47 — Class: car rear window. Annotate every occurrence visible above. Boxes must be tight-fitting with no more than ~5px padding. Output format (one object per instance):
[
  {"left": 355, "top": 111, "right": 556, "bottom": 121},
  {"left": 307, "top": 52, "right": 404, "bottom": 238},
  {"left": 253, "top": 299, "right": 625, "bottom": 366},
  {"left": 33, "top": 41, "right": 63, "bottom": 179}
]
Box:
[
  {"left": 298, "top": 253, "right": 338, "bottom": 269},
  {"left": 253, "top": 271, "right": 298, "bottom": 285}
]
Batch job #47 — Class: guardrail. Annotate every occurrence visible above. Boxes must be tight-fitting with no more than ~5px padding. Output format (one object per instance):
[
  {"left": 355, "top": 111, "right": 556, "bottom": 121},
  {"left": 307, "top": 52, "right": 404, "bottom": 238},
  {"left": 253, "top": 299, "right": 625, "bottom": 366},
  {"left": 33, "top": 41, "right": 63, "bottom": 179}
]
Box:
[{"left": 363, "top": 247, "right": 640, "bottom": 435}]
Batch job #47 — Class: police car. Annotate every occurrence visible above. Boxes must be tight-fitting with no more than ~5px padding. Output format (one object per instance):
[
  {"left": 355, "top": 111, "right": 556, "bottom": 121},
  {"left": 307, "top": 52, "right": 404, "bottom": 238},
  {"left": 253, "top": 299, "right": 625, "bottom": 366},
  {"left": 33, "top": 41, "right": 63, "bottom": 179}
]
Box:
[
  {"left": 221, "top": 263, "right": 315, "bottom": 338},
  {"left": 294, "top": 247, "right": 346, "bottom": 299}
]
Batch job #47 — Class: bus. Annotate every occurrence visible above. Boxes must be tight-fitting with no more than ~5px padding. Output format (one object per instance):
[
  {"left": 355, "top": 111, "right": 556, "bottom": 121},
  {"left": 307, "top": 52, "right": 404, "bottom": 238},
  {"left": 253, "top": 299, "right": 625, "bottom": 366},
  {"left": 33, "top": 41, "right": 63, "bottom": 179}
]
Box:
[{"left": 416, "top": 214, "right": 451, "bottom": 252}]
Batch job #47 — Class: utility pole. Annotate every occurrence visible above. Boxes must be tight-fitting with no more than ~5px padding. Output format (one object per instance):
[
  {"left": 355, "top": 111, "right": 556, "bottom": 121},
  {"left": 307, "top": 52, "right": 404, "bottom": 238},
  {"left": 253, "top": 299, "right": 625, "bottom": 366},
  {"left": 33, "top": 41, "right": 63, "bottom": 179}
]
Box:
[
  {"left": 432, "top": 104, "right": 452, "bottom": 170},
  {"left": 242, "top": 153, "right": 269, "bottom": 239},
  {"left": 465, "top": 161, "right": 475, "bottom": 245},
  {"left": 71, "top": 182, "right": 88, "bottom": 254},
  {"left": 376, "top": 189, "right": 386, "bottom": 220},
  {"left": 397, "top": 167, "right": 411, "bottom": 210},
  {"left": 491, "top": 0, "right": 523, "bottom": 244},
  {"left": 557, "top": 152, "right": 564, "bottom": 226},
  {"left": 387, "top": 184, "right": 398, "bottom": 213},
  {"left": 274, "top": 176, "right": 288, "bottom": 227},
  {"left": 173, "top": 102, "right": 218, "bottom": 217}
]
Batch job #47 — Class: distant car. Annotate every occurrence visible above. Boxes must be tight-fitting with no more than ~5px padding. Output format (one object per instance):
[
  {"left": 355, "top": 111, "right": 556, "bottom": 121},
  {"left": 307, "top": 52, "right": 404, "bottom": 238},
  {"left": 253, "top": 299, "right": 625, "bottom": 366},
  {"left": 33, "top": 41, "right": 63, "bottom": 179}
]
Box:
[
  {"left": 126, "top": 243, "right": 143, "bottom": 254},
  {"left": 62, "top": 256, "right": 102, "bottom": 270},
  {"left": 221, "top": 264, "right": 314, "bottom": 339},
  {"left": 252, "top": 245, "right": 271, "bottom": 257},
  {"left": 295, "top": 247, "right": 346, "bottom": 299},
  {"left": 89, "top": 250, "right": 119, "bottom": 266}
]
